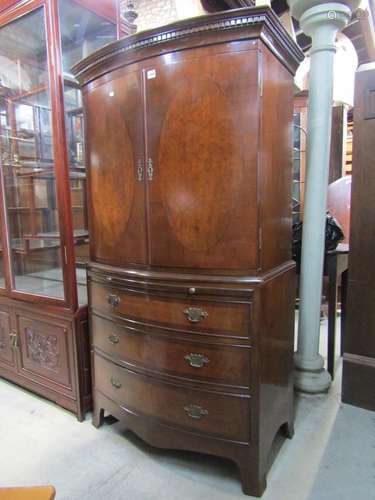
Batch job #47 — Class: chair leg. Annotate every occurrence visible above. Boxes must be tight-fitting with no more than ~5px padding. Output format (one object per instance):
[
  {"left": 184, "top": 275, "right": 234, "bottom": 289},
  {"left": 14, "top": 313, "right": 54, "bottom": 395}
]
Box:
[
  {"left": 327, "top": 260, "right": 338, "bottom": 379},
  {"left": 340, "top": 269, "right": 348, "bottom": 356}
]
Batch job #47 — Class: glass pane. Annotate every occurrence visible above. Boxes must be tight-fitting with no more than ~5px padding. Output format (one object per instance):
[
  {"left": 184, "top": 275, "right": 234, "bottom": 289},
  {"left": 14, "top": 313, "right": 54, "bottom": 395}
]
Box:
[
  {"left": 59, "top": 0, "right": 117, "bottom": 70},
  {"left": 59, "top": 0, "right": 117, "bottom": 306},
  {"left": 293, "top": 113, "right": 302, "bottom": 223},
  {"left": 0, "top": 109, "right": 7, "bottom": 287},
  {"left": 0, "top": 8, "right": 64, "bottom": 299},
  {"left": 293, "top": 158, "right": 301, "bottom": 180},
  {"left": 0, "top": 230, "right": 4, "bottom": 289},
  {"left": 293, "top": 112, "right": 301, "bottom": 149},
  {"left": 292, "top": 181, "right": 300, "bottom": 203}
]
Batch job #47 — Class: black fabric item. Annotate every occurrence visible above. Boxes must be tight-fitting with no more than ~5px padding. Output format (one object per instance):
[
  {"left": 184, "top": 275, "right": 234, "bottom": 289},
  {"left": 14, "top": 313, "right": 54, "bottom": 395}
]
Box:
[
  {"left": 325, "top": 213, "right": 345, "bottom": 251},
  {"left": 292, "top": 212, "right": 344, "bottom": 272}
]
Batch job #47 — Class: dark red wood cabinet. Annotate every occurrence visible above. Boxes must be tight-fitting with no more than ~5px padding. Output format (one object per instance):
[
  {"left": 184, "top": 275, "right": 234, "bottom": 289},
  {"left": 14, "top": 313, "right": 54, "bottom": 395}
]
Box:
[
  {"left": 0, "top": 0, "right": 122, "bottom": 420},
  {"left": 74, "top": 6, "right": 303, "bottom": 496},
  {"left": 0, "top": 298, "right": 90, "bottom": 418}
]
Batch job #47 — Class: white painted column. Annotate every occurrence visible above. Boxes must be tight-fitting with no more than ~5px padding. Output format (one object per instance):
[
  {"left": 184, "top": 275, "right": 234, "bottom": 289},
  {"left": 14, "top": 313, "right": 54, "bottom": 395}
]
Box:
[{"left": 288, "top": 1, "right": 358, "bottom": 393}]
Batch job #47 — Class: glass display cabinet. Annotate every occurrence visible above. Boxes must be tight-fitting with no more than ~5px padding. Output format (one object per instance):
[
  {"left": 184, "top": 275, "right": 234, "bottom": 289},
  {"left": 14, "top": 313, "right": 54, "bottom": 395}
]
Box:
[
  {"left": 293, "top": 91, "right": 308, "bottom": 224},
  {"left": 0, "top": 0, "right": 122, "bottom": 420}
]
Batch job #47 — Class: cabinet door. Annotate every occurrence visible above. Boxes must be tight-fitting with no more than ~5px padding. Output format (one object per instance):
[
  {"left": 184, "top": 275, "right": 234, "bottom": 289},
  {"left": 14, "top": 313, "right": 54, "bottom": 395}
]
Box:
[
  {"left": 0, "top": 306, "right": 16, "bottom": 371},
  {"left": 15, "top": 311, "right": 74, "bottom": 395},
  {"left": 85, "top": 68, "right": 147, "bottom": 266},
  {"left": 0, "top": 7, "right": 66, "bottom": 300},
  {"left": 144, "top": 47, "right": 260, "bottom": 270}
]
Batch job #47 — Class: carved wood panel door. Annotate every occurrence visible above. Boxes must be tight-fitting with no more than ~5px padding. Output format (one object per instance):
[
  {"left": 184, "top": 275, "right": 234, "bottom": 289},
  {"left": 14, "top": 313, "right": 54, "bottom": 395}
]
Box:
[
  {"left": 15, "top": 311, "right": 74, "bottom": 396},
  {"left": 0, "top": 306, "right": 17, "bottom": 372},
  {"left": 144, "top": 47, "right": 260, "bottom": 270},
  {"left": 85, "top": 67, "right": 147, "bottom": 267}
]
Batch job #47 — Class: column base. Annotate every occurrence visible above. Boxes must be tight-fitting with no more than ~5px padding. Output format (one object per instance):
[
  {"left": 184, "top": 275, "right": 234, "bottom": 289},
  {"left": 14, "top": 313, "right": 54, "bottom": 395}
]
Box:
[{"left": 294, "top": 367, "right": 331, "bottom": 393}]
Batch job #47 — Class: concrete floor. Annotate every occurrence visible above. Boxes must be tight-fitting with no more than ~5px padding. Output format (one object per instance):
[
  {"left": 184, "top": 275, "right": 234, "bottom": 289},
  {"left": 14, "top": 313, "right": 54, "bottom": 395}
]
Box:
[{"left": 0, "top": 317, "right": 374, "bottom": 500}]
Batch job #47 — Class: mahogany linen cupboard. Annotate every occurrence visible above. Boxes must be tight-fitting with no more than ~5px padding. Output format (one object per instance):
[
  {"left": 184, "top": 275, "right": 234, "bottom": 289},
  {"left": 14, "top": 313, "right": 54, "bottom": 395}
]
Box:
[{"left": 73, "top": 6, "right": 303, "bottom": 496}]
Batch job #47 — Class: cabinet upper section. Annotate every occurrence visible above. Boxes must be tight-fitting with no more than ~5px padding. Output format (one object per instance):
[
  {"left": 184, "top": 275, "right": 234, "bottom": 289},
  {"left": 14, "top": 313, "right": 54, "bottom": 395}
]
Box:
[
  {"left": 72, "top": 6, "right": 303, "bottom": 86},
  {"left": 75, "top": 5, "right": 302, "bottom": 274}
]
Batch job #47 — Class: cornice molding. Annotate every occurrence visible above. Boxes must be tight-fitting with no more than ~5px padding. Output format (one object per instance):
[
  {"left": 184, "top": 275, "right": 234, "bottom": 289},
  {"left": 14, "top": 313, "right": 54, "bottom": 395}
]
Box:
[{"left": 72, "top": 6, "right": 303, "bottom": 85}]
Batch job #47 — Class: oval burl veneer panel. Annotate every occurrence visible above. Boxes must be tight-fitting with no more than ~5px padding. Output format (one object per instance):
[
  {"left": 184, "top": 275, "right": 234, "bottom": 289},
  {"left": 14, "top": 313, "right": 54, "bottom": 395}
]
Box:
[
  {"left": 158, "top": 77, "right": 242, "bottom": 253},
  {"left": 86, "top": 72, "right": 147, "bottom": 265},
  {"left": 88, "top": 87, "right": 134, "bottom": 252}
]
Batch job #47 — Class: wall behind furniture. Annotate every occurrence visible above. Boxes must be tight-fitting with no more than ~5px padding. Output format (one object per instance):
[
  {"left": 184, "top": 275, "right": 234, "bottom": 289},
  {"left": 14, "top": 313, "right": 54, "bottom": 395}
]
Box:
[{"left": 126, "top": 0, "right": 207, "bottom": 32}]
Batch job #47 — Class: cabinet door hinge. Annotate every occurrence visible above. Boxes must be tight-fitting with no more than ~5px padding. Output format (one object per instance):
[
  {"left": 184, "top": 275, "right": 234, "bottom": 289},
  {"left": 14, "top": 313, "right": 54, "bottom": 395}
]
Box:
[
  {"left": 64, "top": 246, "right": 68, "bottom": 265},
  {"left": 258, "top": 227, "right": 262, "bottom": 250}
]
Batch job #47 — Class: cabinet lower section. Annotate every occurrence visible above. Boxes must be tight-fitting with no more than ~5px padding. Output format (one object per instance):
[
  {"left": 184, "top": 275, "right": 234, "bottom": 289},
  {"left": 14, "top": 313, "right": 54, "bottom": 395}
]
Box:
[
  {"left": 88, "top": 262, "right": 296, "bottom": 496},
  {"left": 0, "top": 297, "right": 91, "bottom": 420}
]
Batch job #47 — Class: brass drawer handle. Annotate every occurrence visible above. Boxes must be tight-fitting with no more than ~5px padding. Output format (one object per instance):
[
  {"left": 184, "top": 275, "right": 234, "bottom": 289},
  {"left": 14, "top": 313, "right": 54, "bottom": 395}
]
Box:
[
  {"left": 184, "top": 353, "right": 209, "bottom": 368},
  {"left": 184, "top": 404, "right": 208, "bottom": 419},
  {"left": 108, "top": 334, "right": 120, "bottom": 345},
  {"left": 107, "top": 293, "right": 121, "bottom": 307},
  {"left": 147, "top": 158, "right": 154, "bottom": 181},
  {"left": 137, "top": 159, "right": 144, "bottom": 182},
  {"left": 9, "top": 331, "right": 19, "bottom": 350},
  {"left": 183, "top": 307, "right": 208, "bottom": 323},
  {"left": 110, "top": 377, "right": 122, "bottom": 389}
]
